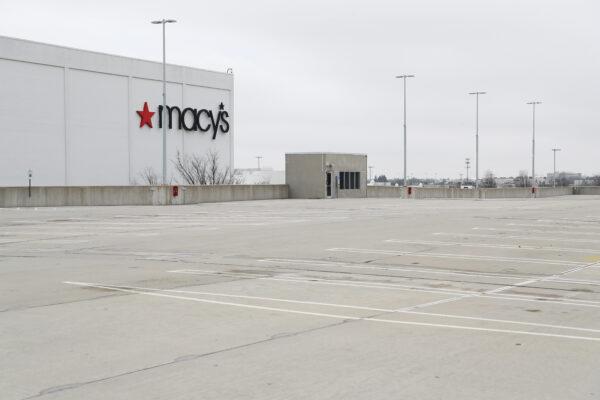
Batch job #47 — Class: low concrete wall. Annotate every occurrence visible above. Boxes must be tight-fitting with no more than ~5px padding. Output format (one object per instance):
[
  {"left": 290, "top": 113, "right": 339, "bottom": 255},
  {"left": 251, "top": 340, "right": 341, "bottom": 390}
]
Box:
[
  {"left": 536, "top": 187, "right": 573, "bottom": 198},
  {"left": 367, "top": 186, "right": 404, "bottom": 198},
  {"left": 0, "top": 185, "right": 289, "bottom": 208},
  {"left": 573, "top": 186, "right": 600, "bottom": 195},
  {"left": 367, "top": 186, "right": 576, "bottom": 199}
]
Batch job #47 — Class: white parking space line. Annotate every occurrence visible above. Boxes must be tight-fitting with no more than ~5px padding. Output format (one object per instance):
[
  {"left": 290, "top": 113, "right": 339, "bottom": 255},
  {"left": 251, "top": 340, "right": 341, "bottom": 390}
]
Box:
[
  {"left": 473, "top": 227, "right": 600, "bottom": 237},
  {"left": 169, "top": 269, "right": 600, "bottom": 309},
  {"left": 508, "top": 223, "right": 600, "bottom": 231},
  {"left": 167, "top": 269, "right": 477, "bottom": 296},
  {"left": 433, "top": 232, "right": 600, "bottom": 244},
  {"left": 326, "top": 247, "right": 585, "bottom": 266},
  {"left": 258, "top": 258, "right": 537, "bottom": 280},
  {"left": 384, "top": 239, "right": 600, "bottom": 254},
  {"left": 62, "top": 281, "right": 600, "bottom": 343},
  {"left": 401, "top": 258, "right": 600, "bottom": 312}
]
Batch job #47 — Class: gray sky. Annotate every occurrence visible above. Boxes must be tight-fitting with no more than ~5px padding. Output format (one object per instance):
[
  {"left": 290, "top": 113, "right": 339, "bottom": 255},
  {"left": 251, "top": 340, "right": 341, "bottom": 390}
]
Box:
[{"left": 2, "top": 0, "right": 598, "bottom": 178}]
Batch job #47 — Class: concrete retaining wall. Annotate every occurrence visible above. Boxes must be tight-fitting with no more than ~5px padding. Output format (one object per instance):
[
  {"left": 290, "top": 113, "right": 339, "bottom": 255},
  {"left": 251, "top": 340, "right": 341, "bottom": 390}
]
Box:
[
  {"left": 573, "top": 186, "right": 600, "bottom": 195},
  {"left": 367, "top": 186, "right": 576, "bottom": 199},
  {"left": 367, "top": 186, "right": 404, "bottom": 198},
  {"left": 0, "top": 185, "right": 288, "bottom": 208}
]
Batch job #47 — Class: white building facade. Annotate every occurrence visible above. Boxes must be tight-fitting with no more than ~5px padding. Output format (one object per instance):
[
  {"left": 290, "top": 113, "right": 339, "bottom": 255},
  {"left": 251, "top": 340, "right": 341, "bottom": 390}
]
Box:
[{"left": 0, "top": 36, "right": 233, "bottom": 186}]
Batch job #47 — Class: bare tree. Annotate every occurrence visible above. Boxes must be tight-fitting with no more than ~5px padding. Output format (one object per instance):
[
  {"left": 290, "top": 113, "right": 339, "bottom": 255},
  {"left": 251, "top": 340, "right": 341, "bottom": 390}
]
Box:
[
  {"left": 139, "top": 167, "right": 159, "bottom": 185},
  {"left": 515, "top": 170, "right": 529, "bottom": 187},
  {"left": 481, "top": 170, "right": 497, "bottom": 188},
  {"left": 173, "top": 150, "right": 242, "bottom": 185},
  {"left": 172, "top": 152, "right": 208, "bottom": 184}
]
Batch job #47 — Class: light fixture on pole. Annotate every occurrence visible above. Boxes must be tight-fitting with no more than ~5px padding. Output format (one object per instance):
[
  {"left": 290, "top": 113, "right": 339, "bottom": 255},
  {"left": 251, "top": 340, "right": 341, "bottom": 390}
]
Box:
[
  {"left": 469, "top": 91, "right": 486, "bottom": 189},
  {"left": 395, "top": 74, "right": 415, "bottom": 186},
  {"left": 552, "top": 148, "right": 561, "bottom": 187},
  {"left": 151, "top": 18, "right": 177, "bottom": 185},
  {"left": 27, "top": 169, "right": 32, "bottom": 198},
  {"left": 255, "top": 156, "right": 263, "bottom": 170},
  {"left": 465, "top": 158, "right": 471, "bottom": 182},
  {"left": 526, "top": 101, "right": 542, "bottom": 188}
]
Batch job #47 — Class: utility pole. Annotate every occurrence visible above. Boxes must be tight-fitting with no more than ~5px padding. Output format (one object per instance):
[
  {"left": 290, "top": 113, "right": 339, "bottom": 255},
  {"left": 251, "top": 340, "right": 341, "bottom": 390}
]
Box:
[
  {"left": 526, "top": 101, "right": 542, "bottom": 188},
  {"left": 151, "top": 18, "right": 177, "bottom": 185},
  {"left": 395, "top": 74, "right": 415, "bottom": 186},
  {"left": 255, "top": 156, "right": 263, "bottom": 170},
  {"left": 27, "top": 169, "right": 32, "bottom": 198},
  {"left": 465, "top": 158, "right": 471, "bottom": 183},
  {"left": 469, "top": 91, "right": 486, "bottom": 189},
  {"left": 552, "top": 148, "right": 561, "bottom": 187}
]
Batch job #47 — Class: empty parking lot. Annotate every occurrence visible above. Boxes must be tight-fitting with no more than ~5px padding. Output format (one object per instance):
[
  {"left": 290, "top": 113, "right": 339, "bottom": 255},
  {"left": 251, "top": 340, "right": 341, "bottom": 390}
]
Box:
[{"left": 2, "top": 196, "right": 600, "bottom": 399}]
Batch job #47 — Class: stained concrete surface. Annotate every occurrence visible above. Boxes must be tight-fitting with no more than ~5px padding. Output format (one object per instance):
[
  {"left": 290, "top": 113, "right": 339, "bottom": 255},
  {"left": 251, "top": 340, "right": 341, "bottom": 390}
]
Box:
[{"left": 1, "top": 196, "right": 600, "bottom": 399}]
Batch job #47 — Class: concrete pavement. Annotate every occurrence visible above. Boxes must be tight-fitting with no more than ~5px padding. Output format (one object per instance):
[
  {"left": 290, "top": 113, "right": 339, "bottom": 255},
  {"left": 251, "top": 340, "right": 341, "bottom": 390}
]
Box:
[{"left": 1, "top": 196, "right": 600, "bottom": 399}]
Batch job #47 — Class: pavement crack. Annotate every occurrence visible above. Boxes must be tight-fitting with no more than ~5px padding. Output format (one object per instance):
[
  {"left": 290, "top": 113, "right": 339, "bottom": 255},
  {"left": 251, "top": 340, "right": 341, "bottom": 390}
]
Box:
[{"left": 23, "top": 319, "right": 349, "bottom": 400}]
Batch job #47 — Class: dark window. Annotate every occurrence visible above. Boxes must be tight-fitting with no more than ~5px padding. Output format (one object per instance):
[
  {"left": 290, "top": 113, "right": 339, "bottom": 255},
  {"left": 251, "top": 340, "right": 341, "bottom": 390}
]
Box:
[{"left": 339, "top": 171, "right": 361, "bottom": 190}]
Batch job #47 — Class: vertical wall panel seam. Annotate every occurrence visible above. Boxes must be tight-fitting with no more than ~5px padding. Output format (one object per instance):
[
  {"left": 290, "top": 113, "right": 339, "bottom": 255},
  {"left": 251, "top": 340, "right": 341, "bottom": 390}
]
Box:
[
  {"left": 127, "top": 75, "right": 132, "bottom": 184},
  {"left": 230, "top": 82, "right": 234, "bottom": 172},
  {"left": 63, "top": 67, "right": 69, "bottom": 185},
  {"left": 181, "top": 82, "right": 185, "bottom": 157}
]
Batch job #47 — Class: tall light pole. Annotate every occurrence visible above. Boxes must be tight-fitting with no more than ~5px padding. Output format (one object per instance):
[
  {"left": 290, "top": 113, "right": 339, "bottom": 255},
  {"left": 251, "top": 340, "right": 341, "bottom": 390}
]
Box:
[
  {"left": 151, "top": 18, "right": 177, "bottom": 185},
  {"left": 526, "top": 101, "right": 542, "bottom": 188},
  {"left": 469, "top": 91, "right": 486, "bottom": 188},
  {"left": 255, "top": 156, "right": 263, "bottom": 170},
  {"left": 368, "top": 165, "right": 373, "bottom": 181},
  {"left": 552, "top": 148, "right": 561, "bottom": 187},
  {"left": 396, "top": 74, "right": 415, "bottom": 186},
  {"left": 465, "top": 158, "right": 471, "bottom": 182}
]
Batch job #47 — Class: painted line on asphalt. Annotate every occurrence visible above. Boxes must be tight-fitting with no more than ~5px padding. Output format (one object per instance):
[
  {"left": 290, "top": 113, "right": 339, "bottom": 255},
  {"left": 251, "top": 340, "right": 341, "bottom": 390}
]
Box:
[
  {"left": 400, "top": 259, "right": 600, "bottom": 312},
  {"left": 326, "top": 247, "right": 585, "bottom": 266},
  {"left": 64, "top": 281, "right": 600, "bottom": 334},
  {"left": 473, "top": 227, "right": 600, "bottom": 237},
  {"left": 434, "top": 231, "right": 600, "bottom": 244},
  {"left": 508, "top": 223, "right": 600, "bottom": 231},
  {"left": 385, "top": 239, "right": 600, "bottom": 254},
  {"left": 169, "top": 269, "right": 600, "bottom": 308},
  {"left": 258, "top": 258, "right": 533, "bottom": 280},
  {"left": 167, "top": 269, "right": 476, "bottom": 296},
  {"left": 62, "top": 281, "right": 600, "bottom": 342}
]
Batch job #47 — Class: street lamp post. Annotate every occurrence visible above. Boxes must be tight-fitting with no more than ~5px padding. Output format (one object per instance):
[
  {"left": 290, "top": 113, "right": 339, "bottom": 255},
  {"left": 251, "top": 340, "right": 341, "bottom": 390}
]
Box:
[
  {"left": 27, "top": 169, "right": 32, "bottom": 198},
  {"left": 256, "top": 156, "right": 263, "bottom": 170},
  {"left": 469, "top": 91, "right": 486, "bottom": 189},
  {"left": 526, "top": 101, "right": 542, "bottom": 188},
  {"left": 465, "top": 158, "right": 471, "bottom": 183},
  {"left": 552, "top": 148, "right": 561, "bottom": 187},
  {"left": 396, "top": 74, "right": 415, "bottom": 186},
  {"left": 151, "top": 18, "right": 177, "bottom": 185}
]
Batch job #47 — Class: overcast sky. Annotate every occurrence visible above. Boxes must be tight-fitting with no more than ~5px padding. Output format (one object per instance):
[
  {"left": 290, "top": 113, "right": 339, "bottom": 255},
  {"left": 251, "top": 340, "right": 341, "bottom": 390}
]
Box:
[{"left": 2, "top": 0, "right": 598, "bottom": 178}]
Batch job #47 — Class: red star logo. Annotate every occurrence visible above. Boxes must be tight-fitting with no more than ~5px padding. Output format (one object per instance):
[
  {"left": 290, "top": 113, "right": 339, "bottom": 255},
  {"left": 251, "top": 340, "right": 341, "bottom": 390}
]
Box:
[{"left": 137, "top": 102, "right": 155, "bottom": 128}]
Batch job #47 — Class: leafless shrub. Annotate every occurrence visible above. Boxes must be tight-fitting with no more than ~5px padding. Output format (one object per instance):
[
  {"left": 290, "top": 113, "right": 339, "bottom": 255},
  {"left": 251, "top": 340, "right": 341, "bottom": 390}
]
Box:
[
  {"left": 139, "top": 167, "right": 159, "bottom": 185},
  {"left": 173, "top": 151, "right": 243, "bottom": 185},
  {"left": 481, "top": 170, "right": 497, "bottom": 188}
]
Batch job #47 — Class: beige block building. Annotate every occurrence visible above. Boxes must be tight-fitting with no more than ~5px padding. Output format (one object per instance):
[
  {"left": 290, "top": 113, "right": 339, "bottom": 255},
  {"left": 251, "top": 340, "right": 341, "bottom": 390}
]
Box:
[{"left": 285, "top": 153, "right": 367, "bottom": 199}]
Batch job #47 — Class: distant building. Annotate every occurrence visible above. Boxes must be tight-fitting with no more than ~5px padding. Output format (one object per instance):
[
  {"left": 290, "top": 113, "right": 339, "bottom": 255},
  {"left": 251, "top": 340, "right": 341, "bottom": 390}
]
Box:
[
  {"left": 285, "top": 153, "right": 367, "bottom": 199},
  {"left": 238, "top": 168, "right": 285, "bottom": 185},
  {"left": 546, "top": 172, "right": 582, "bottom": 186},
  {"left": 495, "top": 177, "right": 516, "bottom": 188}
]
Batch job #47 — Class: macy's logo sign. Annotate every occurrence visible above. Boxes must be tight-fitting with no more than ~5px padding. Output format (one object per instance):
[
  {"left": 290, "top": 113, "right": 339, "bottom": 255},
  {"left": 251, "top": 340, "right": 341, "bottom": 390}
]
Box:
[{"left": 136, "top": 101, "right": 230, "bottom": 140}]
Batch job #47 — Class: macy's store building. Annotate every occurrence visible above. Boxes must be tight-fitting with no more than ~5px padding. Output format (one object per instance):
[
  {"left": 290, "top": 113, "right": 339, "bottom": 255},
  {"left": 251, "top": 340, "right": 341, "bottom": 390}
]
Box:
[{"left": 0, "top": 36, "right": 233, "bottom": 187}]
